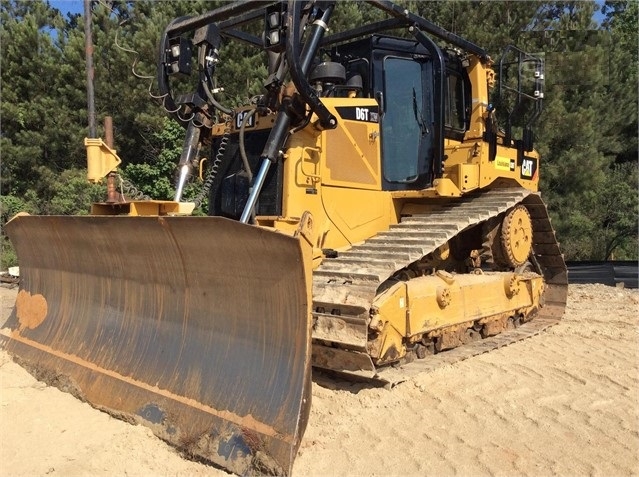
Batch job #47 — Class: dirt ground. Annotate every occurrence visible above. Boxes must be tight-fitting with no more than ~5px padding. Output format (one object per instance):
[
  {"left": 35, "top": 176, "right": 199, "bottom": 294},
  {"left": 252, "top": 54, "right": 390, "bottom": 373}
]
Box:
[{"left": 1, "top": 283, "right": 638, "bottom": 477}]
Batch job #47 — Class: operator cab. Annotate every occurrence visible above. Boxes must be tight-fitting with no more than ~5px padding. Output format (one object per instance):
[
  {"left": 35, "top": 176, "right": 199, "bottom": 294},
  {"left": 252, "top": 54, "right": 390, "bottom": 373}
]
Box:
[
  {"left": 207, "top": 34, "right": 473, "bottom": 220},
  {"left": 328, "top": 35, "right": 471, "bottom": 191}
]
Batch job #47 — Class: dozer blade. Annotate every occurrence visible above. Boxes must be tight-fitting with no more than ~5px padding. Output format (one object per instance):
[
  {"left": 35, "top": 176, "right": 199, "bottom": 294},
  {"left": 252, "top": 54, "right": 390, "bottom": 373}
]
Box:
[{"left": 1, "top": 214, "right": 312, "bottom": 476}]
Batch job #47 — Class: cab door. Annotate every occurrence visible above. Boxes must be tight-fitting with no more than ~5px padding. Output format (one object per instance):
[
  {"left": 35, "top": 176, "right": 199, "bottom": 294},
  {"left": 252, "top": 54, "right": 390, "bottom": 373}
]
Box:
[{"left": 380, "top": 56, "right": 434, "bottom": 190}]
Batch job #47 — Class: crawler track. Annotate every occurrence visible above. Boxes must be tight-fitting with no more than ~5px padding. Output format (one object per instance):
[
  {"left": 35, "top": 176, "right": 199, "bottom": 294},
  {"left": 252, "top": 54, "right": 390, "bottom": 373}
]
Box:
[{"left": 311, "top": 188, "right": 568, "bottom": 385}]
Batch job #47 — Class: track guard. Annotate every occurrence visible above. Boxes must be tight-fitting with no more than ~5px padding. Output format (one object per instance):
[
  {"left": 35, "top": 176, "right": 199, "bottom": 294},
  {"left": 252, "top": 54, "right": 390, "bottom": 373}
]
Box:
[{"left": 1, "top": 214, "right": 312, "bottom": 476}]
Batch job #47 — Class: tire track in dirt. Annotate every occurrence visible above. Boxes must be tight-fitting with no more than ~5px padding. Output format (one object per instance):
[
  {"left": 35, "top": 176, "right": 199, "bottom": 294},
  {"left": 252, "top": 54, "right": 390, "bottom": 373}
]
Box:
[
  {"left": 1, "top": 284, "right": 638, "bottom": 476},
  {"left": 294, "top": 284, "right": 639, "bottom": 476}
]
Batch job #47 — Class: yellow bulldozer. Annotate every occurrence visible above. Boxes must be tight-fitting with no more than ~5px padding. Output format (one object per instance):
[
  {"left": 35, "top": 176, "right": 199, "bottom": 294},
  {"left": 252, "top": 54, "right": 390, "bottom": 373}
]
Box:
[{"left": 1, "top": 1, "right": 567, "bottom": 475}]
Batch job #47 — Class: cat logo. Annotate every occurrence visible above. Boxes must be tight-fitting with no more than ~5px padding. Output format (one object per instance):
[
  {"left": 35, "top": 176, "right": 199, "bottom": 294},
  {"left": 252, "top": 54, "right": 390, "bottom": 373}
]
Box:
[
  {"left": 235, "top": 110, "right": 255, "bottom": 130},
  {"left": 520, "top": 156, "right": 538, "bottom": 180},
  {"left": 522, "top": 159, "right": 534, "bottom": 177}
]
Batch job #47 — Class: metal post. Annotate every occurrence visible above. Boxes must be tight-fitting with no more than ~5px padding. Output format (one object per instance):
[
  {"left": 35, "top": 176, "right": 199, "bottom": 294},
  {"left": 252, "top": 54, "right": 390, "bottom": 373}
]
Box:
[
  {"left": 104, "top": 117, "right": 119, "bottom": 203},
  {"left": 239, "top": 160, "right": 271, "bottom": 223},
  {"left": 84, "top": 0, "right": 96, "bottom": 138}
]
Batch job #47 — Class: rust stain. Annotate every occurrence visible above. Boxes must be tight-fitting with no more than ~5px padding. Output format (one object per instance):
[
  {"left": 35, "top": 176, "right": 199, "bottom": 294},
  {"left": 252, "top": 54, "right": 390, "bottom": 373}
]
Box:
[
  {"left": 0, "top": 328, "right": 294, "bottom": 444},
  {"left": 16, "top": 290, "right": 48, "bottom": 330}
]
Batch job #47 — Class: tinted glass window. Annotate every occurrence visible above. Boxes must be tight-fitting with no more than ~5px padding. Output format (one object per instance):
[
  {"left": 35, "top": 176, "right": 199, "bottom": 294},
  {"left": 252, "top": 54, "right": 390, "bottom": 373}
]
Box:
[
  {"left": 444, "top": 72, "right": 466, "bottom": 131},
  {"left": 381, "top": 57, "right": 424, "bottom": 182}
]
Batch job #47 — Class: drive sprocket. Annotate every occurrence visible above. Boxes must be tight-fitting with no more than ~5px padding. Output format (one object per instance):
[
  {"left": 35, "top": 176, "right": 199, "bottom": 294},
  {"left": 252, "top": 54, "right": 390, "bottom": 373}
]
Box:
[{"left": 500, "top": 205, "right": 533, "bottom": 267}]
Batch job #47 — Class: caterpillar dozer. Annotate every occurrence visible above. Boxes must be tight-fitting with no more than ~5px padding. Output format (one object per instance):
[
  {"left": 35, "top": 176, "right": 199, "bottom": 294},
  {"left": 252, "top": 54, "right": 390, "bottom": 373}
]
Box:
[{"left": 1, "top": 1, "right": 567, "bottom": 475}]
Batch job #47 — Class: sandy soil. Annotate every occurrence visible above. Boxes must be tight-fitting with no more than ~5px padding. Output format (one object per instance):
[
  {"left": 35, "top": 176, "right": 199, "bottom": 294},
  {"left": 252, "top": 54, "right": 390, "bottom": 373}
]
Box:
[{"left": 1, "top": 283, "right": 638, "bottom": 477}]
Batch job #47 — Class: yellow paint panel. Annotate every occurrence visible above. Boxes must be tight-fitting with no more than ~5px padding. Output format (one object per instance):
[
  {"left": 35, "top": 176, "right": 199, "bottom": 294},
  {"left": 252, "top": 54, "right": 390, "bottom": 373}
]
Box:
[
  {"left": 405, "top": 273, "right": 538, "bottom": 335},
  {"left": 321, "top": 98, "right": 381, "bottom": 190},
  {"left": 320, "top": 187, "right": 393, "bottom": 247}
]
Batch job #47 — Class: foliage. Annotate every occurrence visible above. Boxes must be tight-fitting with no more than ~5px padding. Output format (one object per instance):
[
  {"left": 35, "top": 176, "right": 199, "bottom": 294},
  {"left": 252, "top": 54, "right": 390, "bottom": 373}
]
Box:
[
  {"left": 121, "top": 117, "right": 182, "bottom": 200},
  {"left": 0, "top": 0, "right": 79, "bottom": 196},
  {"left": 0, "top": 191, "right": 35, "bottom": 268},
  {"left": 532, "top": 1, "right": 638, "bottom": 260},
  {"left": 0, "top": 168, "right": 105, "bottom": 267},
  {"left": 0, "top": 194, "right": 35, "bottom": 222},
  {"left": 45, "top": 168, "right": 107, "bottom": 215},
  {"left": 0, "top": 0, "right": 637, "bottom": 263}
]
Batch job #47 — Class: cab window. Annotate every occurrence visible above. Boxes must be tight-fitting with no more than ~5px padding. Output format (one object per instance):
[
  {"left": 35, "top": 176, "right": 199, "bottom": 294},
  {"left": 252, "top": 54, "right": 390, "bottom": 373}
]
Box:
[
  {"left": 381, "top": 57, "right": 427, "bottom": 183},
  {"left": 444, "top": 71, "right": 467, "bottom": 132}
]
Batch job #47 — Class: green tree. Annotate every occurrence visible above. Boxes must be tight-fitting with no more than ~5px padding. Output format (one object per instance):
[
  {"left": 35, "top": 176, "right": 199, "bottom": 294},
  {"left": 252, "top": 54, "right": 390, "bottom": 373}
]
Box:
[
  {"left": 0, "top": 0, "right": 73, "bottom": 196},
  {"left": 528, "top": 1, "right": 637, "bottom": 259},
  {"left": 1, "top": 0, "right": 635, "bottom": 261},
  {"left": 121, "top": 117, "right": 182, "bottom": 200}
]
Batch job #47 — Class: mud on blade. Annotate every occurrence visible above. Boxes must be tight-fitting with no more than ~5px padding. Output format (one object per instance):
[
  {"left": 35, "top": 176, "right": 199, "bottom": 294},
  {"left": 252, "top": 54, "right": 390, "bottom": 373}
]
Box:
[{"left": 1, "top": 214, "right": 312, "bottom": 476}]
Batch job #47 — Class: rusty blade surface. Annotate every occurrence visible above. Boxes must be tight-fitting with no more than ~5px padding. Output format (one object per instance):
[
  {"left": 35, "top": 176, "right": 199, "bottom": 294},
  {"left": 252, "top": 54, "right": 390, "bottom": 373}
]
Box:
[{"left": 1, "top": 214, "right": 312, "bottom": 476}]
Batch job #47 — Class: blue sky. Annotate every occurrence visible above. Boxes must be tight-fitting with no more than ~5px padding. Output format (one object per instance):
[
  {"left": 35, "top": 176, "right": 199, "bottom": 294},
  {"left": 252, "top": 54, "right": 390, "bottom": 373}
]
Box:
[{"left": 49, "top": 0, "right": 84, "bottom": 16}]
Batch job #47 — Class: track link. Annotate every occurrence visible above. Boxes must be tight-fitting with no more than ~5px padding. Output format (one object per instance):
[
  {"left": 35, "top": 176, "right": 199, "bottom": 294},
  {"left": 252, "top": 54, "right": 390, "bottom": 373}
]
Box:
[{"left": 311, "top": 188, "right": 568, "bottom": 386}]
